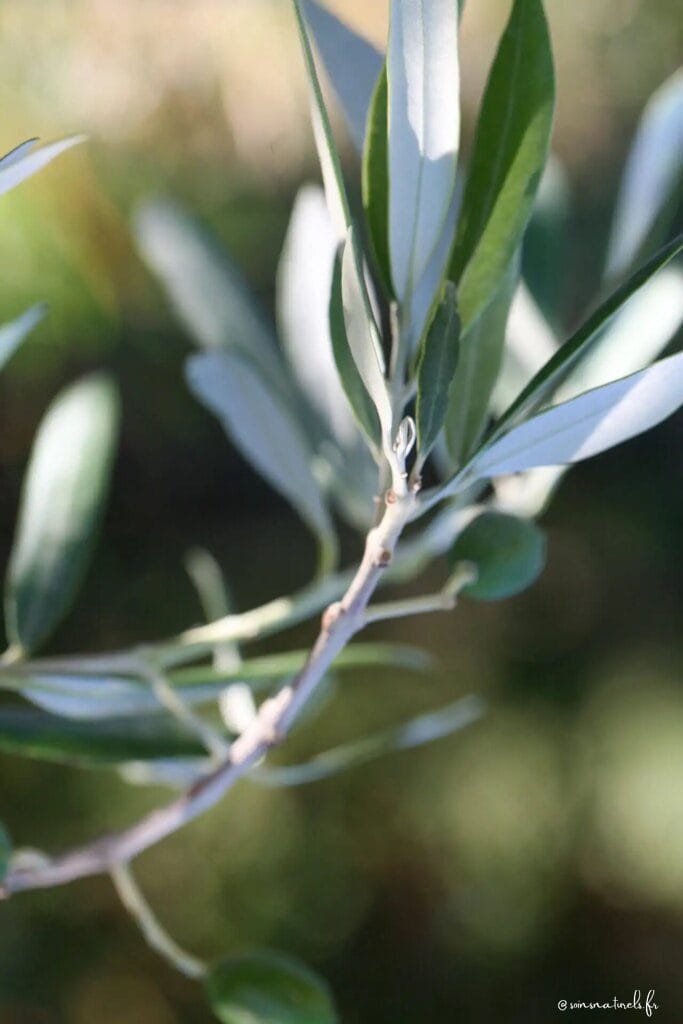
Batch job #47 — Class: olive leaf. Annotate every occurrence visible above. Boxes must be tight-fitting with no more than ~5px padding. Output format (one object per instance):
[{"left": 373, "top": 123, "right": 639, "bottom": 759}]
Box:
[
  {"left": 449, "top": 0, "right": 555, "bottom": 330},
  {"left": 186, "top": 350, "right": 337, "bottom": 573},
  {"left": 300, "top": 0, "right": 383, "bottom": 153},
  {"left": 205, "top": 951, "right": 337, "bottom": 1024},
  {"left": 387, "top": 0, "right": 460, "bottom": 302},
  {"left": 415, "top": 282, "right": 460, "bottom": 465},
  {"left": 5, "top": 374, "right": 120, "bottom": 655},
  {"left": 466, "top": 352, "right": 683, "bottom": 483},
  {"left": 0, "top": 135, "right": 85, "bottom": 197},
  {"left": 0, "top": 304, "right": 46, "bottom": 374},
  {"left": 449, "top": 512, "right": 546, "bottom": 601}
]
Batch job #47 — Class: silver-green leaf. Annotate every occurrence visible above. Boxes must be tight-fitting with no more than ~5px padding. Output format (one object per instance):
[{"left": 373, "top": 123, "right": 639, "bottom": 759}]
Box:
[
  {"left": 467, "top": 352, "right": 683, "bottom": 482},
  {"left": 0, "top": 135, "right": 85, "bottom": 197},
  {"left": 387, "top": 0, "right": 460, "bottom": 302},
  {"left": 300, "top": 0, "right": 383, "bottom": 153},
  {"left": 340, "top": 228, "right": 393, "bottom": 445},
  {"left": 415, "top": 282, "right": 460, "bottom": 465},
  {"left": 449, "top": 0, "right": 555, "bottom": 331},
  {"left": 0, "top": 304, "right": 46, "bottom": 375},
  {"left": 606, "top": 69, "right": 683, "bottom": 280},
  {"left": 5, "top": 374, "right": 120, "bottom": 656},
  {"left": 205, "top": 952, "right": 338, "bottom": 1024},
  {"left": 186, "top": 350, "right": 336, "bottom": 571},
  {"left": 445, "top": 253, "right": 519, "bottom": 465},
  {"left": 254, "top": 695, "right": 484, "bottom": 787}
]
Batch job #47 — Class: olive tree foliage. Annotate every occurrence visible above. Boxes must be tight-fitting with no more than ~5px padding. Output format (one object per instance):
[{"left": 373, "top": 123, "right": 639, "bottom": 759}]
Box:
[{"left": 1, "top": 2, "right": 683, "bottom": 1020}]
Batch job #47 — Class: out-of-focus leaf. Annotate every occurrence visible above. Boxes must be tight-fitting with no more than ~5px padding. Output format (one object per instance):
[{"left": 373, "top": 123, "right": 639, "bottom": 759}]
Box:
[
  {"left": 0, "top": 674, "right": 223, "bottom": 721},
  {"left": 134, "top": 201, "right": 280, "bottom": 386},
  {"left": 494, "top": 266, "right": 683, "bottom": 512},
  {"left": 317, "top": 439, "right": 378, "bottom": 530},
  {"left": 5, "top": 375, "right": 120, "bottom": 655},
  {"left": 449, "top": 512, "right": 545, "bottom": 600},
  {"left": 329, "top": 254, "right": 381, "bottom": 455},
  {"left": 556, "top": 267, "right": 683, "bottom": 402},
  {"left": 185, "top": 547, "right": 232, "bottom": 624},
  {"left": 387, "top": 0, "right": 460, "bottom": 301},
  {"left": 186, "top": 350, "right": 336, "bottom": 571},
  {"left": 495, "top": 234, "right": 683, "bottom": 432},
  {"left": 0, "top": 305, "right": 46, "bottom": 374},
  {"left": 362, "top": 65, "right": 392, "bottom": 295},
  {"left": 522, "top": 154, "right": 571, "bottom": 323},
  {"left": 445, "top": 254, "right": 519, "bottom": 465},
  {"left": 0, "top": 642, "right": 431, "bottom": 719},
  {"left": 449, "top": 0, "right": 555, "bottom": 330},
  {"left": 277, "top": 185, "right": 357, "bottom": 449},
  {"left": 0, "top": 822, "right": 11, "bottom": 881},
  {"left": 176, "top": 642, "right": 433, "bottom": 686},
  {"left": 492, "top": 281, "right": 558, "bottom": 414},
  {"left": 119, "top": 758, "right": 207, "bottom": 789},
  {"left": 292, "top": 0, "right": 350, "bottom": 240},
  {"left": 0, "top": 135, "right": 85, "bottom": 197},
  {"left": 606, "top": 69, "right": 683, "bottom": 280},
  {"left": 0, "top": 707, "right": 212, "bottom": 765},
  {"left": 301, "top": 0, "right": 383, "bottom": 153},
  {"left": 415, "top": 282, "right": 460, "bottom": 464},
  {"left": 206, "top": 951, "right": 337, "bottom": 1024},
  {"left": 254, "top": 695, "right": 484, "bottom": 786},
  {"left": 465, "top": 352, "right": 683, "bottom": 482},
  {"left": 341, "top": 228, "right": 393, "bottom": 444}
]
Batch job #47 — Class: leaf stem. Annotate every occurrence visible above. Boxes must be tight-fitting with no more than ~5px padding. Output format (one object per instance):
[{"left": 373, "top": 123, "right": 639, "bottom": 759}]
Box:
[
  {"left": 110, "top": 862, "right": 207, "bottom": 980},
  {"left": 142, "top": 661, "right": 230, "bottom": 762},
  {"left": 363, "top": 564, "right": 476, "bottom": 624}
]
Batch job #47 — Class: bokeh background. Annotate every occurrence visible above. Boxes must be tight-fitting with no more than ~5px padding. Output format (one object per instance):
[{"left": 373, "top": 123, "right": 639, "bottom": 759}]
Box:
[{"left": 0, "top": 1, "right": 682, "bottom": 1021}]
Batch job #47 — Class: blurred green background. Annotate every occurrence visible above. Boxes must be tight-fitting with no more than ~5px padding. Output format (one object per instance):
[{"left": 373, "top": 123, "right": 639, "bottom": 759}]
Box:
[{"left": 1, "top": 1, "right": 682, "bottom": 1021}]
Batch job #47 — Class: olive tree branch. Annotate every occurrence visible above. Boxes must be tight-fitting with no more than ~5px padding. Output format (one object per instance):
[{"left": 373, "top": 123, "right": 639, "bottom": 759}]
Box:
[{"left": 1, "top": 486, "right": 420, "bottom": 898}]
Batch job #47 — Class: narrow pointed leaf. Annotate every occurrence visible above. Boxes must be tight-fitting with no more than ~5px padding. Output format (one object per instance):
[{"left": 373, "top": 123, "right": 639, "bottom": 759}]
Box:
[
  {"left": 467, "top": 352, "right": 683, "bottom": 482},
  {"left": 292, "top": 0, "right": 350, "bottom": 239},
  {"left": 522, "top": 154, "right": 571, "bottom": 322},
  {"left": 0, "top": 642, "right": 431, "bottom": 719},
  {"left": 134, "top": 202, "right": 284, "bottom": 390},
  {"left": 606, "top": 69, "right": 683, "bottom": 280},
  {"left": 492, "top": 280, "right": 558, "bottom": 414},
  {"left": 11, "top": 676, "right": 224, "bottom": 721},
  {"left": 362, "top": 65, "right": 393, "bottom": 295},
  {"left": 186, "top": 350, "right": 335, "bottom": 567},
  {"left": 277, "top": 185, "right": 356, "bottom": 448},
  {"left": 301, "top": 0, "right": 383, "bottom": 153},
  {"left": 445, "top": 253, "right": 519, "bottom": 465},
  {"left": 448, "top": 512, "right": 545, "bottom": 600},
  {"left": 415, "top": 282, "right": 460, "bottom": 462},
  {"left": 449, "top": 0, "right": 555, "bottom": 330},
  {"left": 0, "top": 135, "right": 85, "bottom": 197},
  {"left": 340, "top": 229, "right": 393, "bottom": 444},
  {"left": 556, "top": 267, "right": 683, "bottom": 402},
  {"left": 406, "top": 188, "right": 460, "bottom": 350},
  {"left": 176, "top": 642, "right": 433, "bottom": 687},
  {"left": 496, "top": 234, "right": 683, "bottom": 432},
  {"left": 254, "top": 695, "right": 484, "bottom": 787},
  {"left": 0, "top": 822, "right": 10, "bottom": 882},
  {"left": 388, "top": 0, "right": 460, "bottom": 301},
  {"left": 205, "top": 952, "right": 337, "bottom": 1024},
  {"left": 5, "top": 375, "right": 120, "bottom": 655},
  {"left": 0, "top": 707, "right": 212, "bottom": 765},
  {"left": 0, "top": 304, "right": 46, "bottom": 374}
]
